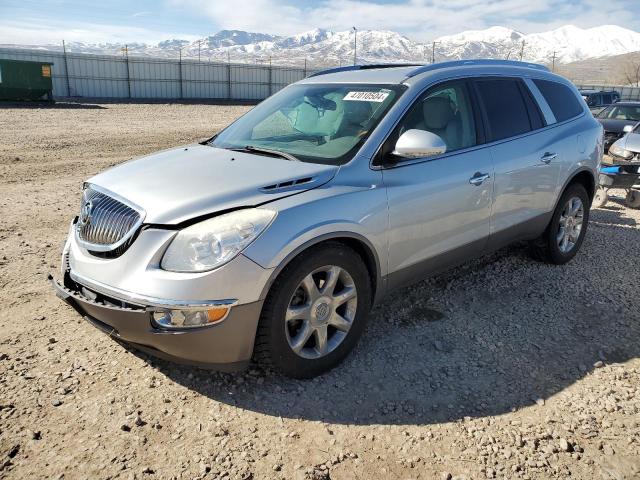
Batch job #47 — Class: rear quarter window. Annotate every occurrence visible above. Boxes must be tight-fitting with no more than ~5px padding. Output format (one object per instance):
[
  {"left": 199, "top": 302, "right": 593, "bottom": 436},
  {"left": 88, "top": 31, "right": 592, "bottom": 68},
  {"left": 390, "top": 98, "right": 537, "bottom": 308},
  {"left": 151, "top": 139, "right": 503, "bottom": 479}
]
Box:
[{"left": 532, "top": 79, "right": 584, "bottom": 123}]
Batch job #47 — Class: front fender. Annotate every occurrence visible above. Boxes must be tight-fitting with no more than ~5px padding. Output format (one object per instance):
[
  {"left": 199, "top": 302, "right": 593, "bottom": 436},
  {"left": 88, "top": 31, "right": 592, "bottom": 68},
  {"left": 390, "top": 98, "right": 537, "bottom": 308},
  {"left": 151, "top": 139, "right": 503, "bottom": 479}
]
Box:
[{"left": 242, "top": 180, "right": 389, "bottom": 297}]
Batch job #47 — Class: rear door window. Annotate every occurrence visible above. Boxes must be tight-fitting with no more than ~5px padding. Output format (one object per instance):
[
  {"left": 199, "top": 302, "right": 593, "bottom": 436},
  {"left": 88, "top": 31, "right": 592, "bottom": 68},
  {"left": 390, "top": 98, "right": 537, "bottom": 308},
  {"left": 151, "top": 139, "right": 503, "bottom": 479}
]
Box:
[
  {"left": 532, "top": 79, "right": 584, "bottom": 123},
  {"left": 474, "top": 78, "right": 533, "bottom": 141}
]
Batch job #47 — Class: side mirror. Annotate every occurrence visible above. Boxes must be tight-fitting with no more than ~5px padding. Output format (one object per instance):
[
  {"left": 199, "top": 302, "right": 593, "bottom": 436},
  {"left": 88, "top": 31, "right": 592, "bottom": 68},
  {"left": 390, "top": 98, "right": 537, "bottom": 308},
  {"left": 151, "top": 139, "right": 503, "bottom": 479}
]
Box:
[
  {"left": 623, "top": 125, "right": 633, "bottom": 133},
  {"left": 392, "top": 129, "right": 447, "bottom": 159}
]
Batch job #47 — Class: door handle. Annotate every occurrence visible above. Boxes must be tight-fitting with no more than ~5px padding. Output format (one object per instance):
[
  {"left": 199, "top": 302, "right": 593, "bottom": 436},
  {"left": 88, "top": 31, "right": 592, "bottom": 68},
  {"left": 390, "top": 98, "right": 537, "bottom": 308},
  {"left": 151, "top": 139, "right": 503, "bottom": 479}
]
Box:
[
  {"left": 540, "top": 152, "right": 557, "bottom": 164},
  {"left": 469, "top": 172, "right": 490, "bottom": 186}
]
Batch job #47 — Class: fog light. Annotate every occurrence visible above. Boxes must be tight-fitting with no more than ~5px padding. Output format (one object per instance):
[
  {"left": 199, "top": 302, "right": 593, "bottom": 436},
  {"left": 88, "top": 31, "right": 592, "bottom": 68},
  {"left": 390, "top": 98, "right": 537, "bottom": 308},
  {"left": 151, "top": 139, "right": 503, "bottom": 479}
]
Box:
[{"left": 152, "top": 307, "right": 230, "bottom": 329}]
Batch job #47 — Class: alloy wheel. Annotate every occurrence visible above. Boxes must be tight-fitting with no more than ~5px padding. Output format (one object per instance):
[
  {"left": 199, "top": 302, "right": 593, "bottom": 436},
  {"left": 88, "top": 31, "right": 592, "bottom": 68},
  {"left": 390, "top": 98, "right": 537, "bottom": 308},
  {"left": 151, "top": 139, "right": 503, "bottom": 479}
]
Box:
[
  {"left": 557, "top": 196, "right": 584, "bottom": 253},
  {"left": 285, "top": 265, "right": 358, "bottom": 359}
]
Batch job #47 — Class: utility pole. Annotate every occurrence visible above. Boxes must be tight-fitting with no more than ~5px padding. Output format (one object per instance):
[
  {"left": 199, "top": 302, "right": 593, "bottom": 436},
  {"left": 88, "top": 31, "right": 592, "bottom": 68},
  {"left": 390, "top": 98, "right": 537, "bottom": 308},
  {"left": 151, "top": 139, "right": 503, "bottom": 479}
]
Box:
[
  {"left": 303, "top": 57, "right": 307, "bottom": 77},
  {"left": 519, "top": 39, "right": 525, "bottom": 61},
  {"left": 352, "top": 27, "right": 357, "bottom": 65},
  {"left": 551, "top": 51, "right": 557, "bottom": 72},
  {"left": 431, "top": 41, "right": 438, "bottom": 64},
  {"left": 123, "top": 45, "right": 131, "bottom": 98},
  {"left": 62, "top": 39, "right": 71, "bottom": 97}
]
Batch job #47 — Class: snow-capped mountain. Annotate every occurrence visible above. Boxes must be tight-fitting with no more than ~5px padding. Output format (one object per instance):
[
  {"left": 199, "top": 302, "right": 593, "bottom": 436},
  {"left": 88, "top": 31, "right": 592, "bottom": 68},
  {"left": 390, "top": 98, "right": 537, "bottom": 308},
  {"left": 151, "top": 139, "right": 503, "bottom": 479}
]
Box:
[{"left": 4, "top": 25, "right": 640, "bottom": 67}]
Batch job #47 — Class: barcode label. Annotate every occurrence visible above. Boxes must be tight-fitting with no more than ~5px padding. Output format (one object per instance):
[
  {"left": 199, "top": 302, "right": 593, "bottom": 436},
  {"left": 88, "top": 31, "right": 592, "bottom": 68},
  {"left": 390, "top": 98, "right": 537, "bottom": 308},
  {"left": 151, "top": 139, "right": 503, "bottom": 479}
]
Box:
[{"left": 344, "top": 91, "right": 389, "bottom": 102}]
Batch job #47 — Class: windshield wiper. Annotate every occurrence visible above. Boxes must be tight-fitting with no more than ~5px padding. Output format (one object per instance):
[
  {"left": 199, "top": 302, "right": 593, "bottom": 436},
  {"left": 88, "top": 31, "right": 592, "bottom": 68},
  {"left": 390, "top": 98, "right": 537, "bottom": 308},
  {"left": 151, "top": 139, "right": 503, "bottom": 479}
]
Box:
[{"left": 228, "top": 145, "right": 299, "bottom": 161}]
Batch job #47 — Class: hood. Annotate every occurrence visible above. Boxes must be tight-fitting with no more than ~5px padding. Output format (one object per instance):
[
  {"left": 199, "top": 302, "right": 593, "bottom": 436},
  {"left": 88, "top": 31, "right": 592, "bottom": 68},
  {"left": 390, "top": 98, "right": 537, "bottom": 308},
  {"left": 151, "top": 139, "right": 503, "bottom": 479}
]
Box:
[
  {"left": 598, "top": 118, "right": 637, "bottom": 133},
  {"left": 619, "top": 132, "right": 640, "bottom": 153},
  {"left": 87, "top": 145, "right": 338, "bottom": 224}
]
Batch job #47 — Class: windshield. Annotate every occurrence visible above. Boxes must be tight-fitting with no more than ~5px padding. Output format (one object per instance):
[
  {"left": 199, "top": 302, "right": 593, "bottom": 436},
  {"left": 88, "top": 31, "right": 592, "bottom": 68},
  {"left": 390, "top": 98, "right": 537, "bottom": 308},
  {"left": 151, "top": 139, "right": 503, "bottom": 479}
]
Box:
[
  {"left": 598, "top": 104, "right": 640, "bottom": 121},
  {"left": 211, "top": 83, "right": 405, "bottom": 165}
]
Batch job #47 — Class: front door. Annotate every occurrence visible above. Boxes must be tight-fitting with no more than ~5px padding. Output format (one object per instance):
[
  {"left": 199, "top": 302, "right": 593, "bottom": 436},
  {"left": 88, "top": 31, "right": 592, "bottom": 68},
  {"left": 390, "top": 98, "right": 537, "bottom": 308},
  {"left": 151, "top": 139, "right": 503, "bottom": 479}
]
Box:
[{"left": 380, "top": 80, "right": 495, "bottom": 290}]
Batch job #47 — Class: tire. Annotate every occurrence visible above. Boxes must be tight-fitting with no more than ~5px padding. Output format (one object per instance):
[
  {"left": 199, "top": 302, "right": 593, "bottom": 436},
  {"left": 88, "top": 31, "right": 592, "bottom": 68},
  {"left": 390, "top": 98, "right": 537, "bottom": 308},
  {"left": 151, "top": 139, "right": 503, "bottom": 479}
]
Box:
[
  {"left": 591, "top": 187, "right": 608, "bottom": 209},
  {"left": 253, "top": 242, "right": 372, "bottom": 378},
  {"left": 529, "top": 183, "right": 590, "bottom": 265},
  {"left": 625, "top": 189, "right": 640, "bottom": 209}
]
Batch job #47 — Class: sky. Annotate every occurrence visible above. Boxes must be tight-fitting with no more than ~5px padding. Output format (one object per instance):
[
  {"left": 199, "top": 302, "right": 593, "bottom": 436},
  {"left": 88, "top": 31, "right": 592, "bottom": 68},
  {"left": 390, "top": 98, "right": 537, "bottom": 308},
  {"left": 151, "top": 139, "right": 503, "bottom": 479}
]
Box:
[{"left": 0, "top": 0, "right": 639, "bottom": 45}]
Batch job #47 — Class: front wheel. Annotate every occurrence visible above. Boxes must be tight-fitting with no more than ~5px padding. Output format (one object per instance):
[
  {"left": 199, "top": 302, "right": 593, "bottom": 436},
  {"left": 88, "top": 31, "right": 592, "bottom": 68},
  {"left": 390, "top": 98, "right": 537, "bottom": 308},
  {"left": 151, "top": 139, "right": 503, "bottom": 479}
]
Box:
[
  {"left": 253, "top": 243, "right": 372, "bottom": 378},
  {"left": 529, "top": 183, "right": 590, "bottom": 265}
]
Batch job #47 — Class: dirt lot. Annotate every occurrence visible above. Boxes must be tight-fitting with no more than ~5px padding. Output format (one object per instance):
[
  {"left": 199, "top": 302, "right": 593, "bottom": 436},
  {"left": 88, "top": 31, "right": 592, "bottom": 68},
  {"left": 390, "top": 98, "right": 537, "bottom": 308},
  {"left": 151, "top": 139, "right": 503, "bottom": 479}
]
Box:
[{"left": 0, "top": 102, "right": 639, "bottom": 480}]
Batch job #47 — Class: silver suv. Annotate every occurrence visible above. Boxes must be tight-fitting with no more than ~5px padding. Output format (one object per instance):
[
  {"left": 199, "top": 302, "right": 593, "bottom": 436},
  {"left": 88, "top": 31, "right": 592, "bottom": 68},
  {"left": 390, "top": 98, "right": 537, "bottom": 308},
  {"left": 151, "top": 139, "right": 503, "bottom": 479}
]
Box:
[{"left": 51, "top": 60, "right": 602, "bottom": 378}]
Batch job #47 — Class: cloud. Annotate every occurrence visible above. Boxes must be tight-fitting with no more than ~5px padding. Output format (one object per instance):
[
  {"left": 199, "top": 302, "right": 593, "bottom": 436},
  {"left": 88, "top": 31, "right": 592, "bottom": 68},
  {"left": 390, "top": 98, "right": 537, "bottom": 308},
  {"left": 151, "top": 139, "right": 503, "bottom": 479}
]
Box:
[
  {"left": 1, "top": 0, "right": 638, "bottom": 46},
  {"left": 171, "top": 0, "right": 640, "bottom": 40},
  {"left": 0, "top": 19, "right": 198, "bottom": 45}
]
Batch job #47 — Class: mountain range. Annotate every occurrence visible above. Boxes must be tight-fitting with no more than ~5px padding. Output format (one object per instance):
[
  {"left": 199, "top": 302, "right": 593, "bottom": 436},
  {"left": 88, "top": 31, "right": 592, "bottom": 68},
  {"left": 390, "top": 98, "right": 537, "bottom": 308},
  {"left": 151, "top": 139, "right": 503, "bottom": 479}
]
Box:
[{"left": 5, "top": 25, "right": 640, "bottom": 68}]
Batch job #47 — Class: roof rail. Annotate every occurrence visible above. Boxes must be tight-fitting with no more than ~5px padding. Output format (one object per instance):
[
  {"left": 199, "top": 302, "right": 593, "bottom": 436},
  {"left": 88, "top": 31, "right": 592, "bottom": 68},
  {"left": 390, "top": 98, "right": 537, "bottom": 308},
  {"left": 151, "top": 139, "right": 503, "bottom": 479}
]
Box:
[
  {"left": 308, "top": 63, "right": 422, "bottom": 78},
  {"left": 405, "top": 59, "right": 550, "bottom": 78}
]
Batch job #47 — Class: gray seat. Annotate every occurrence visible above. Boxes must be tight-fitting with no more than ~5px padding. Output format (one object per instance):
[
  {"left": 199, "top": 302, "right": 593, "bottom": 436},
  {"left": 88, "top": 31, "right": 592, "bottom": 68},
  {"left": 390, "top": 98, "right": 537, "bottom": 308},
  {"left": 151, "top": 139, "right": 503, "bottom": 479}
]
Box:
[{"left": 410, "top": 96, "right": 462, "bottom": 151}]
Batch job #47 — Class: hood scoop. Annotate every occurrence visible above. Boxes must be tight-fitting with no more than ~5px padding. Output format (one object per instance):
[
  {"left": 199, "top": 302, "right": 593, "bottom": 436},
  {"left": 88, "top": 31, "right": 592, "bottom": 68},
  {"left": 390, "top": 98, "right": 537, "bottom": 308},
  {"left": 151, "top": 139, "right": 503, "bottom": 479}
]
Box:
[{"left": 260, "top": 176, "right": 314, "bottom": 193}]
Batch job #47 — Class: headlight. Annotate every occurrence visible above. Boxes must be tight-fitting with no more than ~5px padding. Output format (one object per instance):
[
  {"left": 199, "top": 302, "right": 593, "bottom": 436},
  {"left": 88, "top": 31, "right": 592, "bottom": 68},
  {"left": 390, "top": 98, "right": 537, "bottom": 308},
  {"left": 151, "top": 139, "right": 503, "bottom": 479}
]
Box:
[
  {"left": 161, "top": 208, "right": 276, "bottom": 272},
  {"left": 609, "top": 143, "right": 633, "bottom": 159}
]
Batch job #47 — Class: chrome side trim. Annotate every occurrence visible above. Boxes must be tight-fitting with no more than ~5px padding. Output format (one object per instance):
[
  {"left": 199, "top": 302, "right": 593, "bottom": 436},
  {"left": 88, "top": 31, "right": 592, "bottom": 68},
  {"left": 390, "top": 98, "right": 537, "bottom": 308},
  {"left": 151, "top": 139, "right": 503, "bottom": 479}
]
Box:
[{"left": 69, "top": 270, "right": 238, "bottom": 311}]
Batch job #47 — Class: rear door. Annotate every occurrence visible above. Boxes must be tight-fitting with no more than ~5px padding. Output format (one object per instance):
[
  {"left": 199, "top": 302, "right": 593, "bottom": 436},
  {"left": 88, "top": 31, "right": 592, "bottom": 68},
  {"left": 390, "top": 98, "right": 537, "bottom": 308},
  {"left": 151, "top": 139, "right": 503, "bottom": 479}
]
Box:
[
  {"left": 380, "top": 79, "right": 495, "bottom": 289},
  {"left": 472, "top": 77, "right": 562, "bottom": 248}
]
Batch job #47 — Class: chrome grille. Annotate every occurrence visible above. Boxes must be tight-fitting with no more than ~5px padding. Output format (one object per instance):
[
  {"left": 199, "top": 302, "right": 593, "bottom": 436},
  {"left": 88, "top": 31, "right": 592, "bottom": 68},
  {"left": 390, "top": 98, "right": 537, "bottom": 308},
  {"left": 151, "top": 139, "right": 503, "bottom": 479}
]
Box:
[{"left": 75, "top": 185, "right": 144, "bottom": 254}]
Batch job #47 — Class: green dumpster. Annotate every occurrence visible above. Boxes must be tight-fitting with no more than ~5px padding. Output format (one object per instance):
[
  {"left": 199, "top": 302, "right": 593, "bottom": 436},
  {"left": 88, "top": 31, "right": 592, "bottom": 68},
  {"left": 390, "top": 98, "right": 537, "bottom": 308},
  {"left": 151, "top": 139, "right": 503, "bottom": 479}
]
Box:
[{"left": 0, "top": 59, "right": 54, "bottom": 101}]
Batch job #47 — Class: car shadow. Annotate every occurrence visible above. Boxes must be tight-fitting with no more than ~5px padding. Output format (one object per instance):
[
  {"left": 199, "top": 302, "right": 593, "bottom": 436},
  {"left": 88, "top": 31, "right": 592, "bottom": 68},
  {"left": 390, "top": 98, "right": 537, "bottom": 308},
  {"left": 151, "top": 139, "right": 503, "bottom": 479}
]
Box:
[{"left": 124, "top": 207, "right": 639, "bottom": 426}]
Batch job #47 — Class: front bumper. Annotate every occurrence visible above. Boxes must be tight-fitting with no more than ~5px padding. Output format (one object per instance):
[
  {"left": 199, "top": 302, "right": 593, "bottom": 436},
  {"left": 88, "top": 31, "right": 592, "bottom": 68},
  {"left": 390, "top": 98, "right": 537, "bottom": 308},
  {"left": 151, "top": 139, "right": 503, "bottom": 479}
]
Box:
[{"left": 50, "top": 274, "right": 262, "bottom": 371}]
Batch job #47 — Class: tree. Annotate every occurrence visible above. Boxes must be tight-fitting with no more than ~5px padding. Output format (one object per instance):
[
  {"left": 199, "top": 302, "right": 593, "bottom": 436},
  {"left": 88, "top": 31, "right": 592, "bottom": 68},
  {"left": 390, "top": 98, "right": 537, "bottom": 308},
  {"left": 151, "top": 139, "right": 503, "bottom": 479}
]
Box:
[{"left": 623, "top": 57, "right": 640, "bottom": 87}]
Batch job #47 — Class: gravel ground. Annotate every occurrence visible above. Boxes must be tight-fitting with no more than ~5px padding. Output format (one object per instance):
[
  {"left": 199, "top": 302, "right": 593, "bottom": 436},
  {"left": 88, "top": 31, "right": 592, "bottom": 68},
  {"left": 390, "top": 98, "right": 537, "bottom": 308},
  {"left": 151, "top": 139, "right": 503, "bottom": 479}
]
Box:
[{"left": 0, "top": 102, "right": 639, "bottom": 480}]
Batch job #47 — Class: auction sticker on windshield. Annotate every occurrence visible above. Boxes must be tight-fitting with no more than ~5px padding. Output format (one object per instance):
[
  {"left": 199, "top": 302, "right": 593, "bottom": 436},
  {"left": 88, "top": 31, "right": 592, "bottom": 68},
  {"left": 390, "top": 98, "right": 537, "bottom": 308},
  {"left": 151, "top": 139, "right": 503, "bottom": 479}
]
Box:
[{"left": 344, "top": 91, "right": 390, "bottom": 102}]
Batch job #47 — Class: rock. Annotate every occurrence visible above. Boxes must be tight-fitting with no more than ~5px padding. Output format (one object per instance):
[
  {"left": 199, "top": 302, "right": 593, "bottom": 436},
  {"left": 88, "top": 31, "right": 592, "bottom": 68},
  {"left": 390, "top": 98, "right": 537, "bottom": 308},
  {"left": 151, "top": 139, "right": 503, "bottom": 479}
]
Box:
[
  {"left": 51, "top": 399, "right": 62, "bottom": 407},
  {"left": 559, "top": 438, "right": 572, "bottom": 452},
  {"left": 593, "top": 361, "right": 604, "bottom": 368},
  {"left": 121, "top": 424, "right": 131, "bottom": 432},
  {"left": 535, "top": 398, "right": 545, "bottom": 406},
  {"left": 442, "top": 473, "right": 452, "bottom": 480}
]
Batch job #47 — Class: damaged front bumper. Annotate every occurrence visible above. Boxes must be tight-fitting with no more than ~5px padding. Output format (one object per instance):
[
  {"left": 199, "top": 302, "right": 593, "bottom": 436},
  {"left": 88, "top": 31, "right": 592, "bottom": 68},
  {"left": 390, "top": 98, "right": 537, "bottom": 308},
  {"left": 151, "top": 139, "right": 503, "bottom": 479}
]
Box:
[{"left": 49, "top": 273, "right": 262, "bottom": 371}]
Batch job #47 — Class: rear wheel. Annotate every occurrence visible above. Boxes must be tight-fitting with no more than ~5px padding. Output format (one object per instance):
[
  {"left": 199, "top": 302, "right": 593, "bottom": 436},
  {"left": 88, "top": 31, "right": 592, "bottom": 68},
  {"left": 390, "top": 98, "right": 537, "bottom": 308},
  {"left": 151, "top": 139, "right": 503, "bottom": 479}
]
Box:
[
  {"left": 253, "top": 243, "right": 372, "bottom": 378},
  {"left": 530, "top": 183, "right": 590, "bottom": 264},
  {"left": 625, "top": 189, "right": 640, "bottom": 209},
  {"left": 591, "top": 187, "right": 608, "bottom": 209}
]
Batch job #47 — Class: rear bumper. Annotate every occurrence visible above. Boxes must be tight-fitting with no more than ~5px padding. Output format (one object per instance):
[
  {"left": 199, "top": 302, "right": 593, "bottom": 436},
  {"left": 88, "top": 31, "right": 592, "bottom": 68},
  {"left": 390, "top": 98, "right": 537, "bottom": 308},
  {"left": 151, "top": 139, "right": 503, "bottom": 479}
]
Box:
[{"left": 50, "top": 275, "right": 262, "bottom": 371}]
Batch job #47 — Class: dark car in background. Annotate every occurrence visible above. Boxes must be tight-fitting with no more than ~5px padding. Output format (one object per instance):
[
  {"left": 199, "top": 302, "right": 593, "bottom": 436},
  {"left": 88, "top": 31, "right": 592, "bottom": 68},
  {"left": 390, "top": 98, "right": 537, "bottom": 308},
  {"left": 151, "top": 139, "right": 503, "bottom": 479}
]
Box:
[
  {"left": 580, "top": 90, "right": 620, "bottom": 113},
  {"left": 595, "top": 101, "right": 640, "bottom": 154}
]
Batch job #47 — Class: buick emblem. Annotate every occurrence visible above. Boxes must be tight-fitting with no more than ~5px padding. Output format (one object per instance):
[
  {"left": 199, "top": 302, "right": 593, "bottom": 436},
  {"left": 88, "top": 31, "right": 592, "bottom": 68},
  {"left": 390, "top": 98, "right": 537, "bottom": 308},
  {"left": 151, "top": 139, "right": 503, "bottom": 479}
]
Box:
[{"left": 79, "top": 200, "right": 94, "bottom": 226}]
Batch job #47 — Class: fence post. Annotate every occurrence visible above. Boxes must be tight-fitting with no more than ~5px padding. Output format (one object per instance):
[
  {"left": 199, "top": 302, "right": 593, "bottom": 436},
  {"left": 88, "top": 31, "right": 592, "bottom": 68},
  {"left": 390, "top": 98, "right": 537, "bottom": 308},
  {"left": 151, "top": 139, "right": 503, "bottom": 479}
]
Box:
[
  {"left": 303, "top": 58, "right": 307, "bottom": 78},
  {"left": 178, "top": 49, "right": 183, "bottom": 99},
  {"left": 268, "top": 56, "right": 273, "bottom": 97},
  {"left": 125, "top": 45, "right": 131, "bottom": 98},
  {"left": 62, "top": 40, "right": 71, "bottom": 97},
  {"left": 227, "top": 53, "right": 232, "bottom": 100}
]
